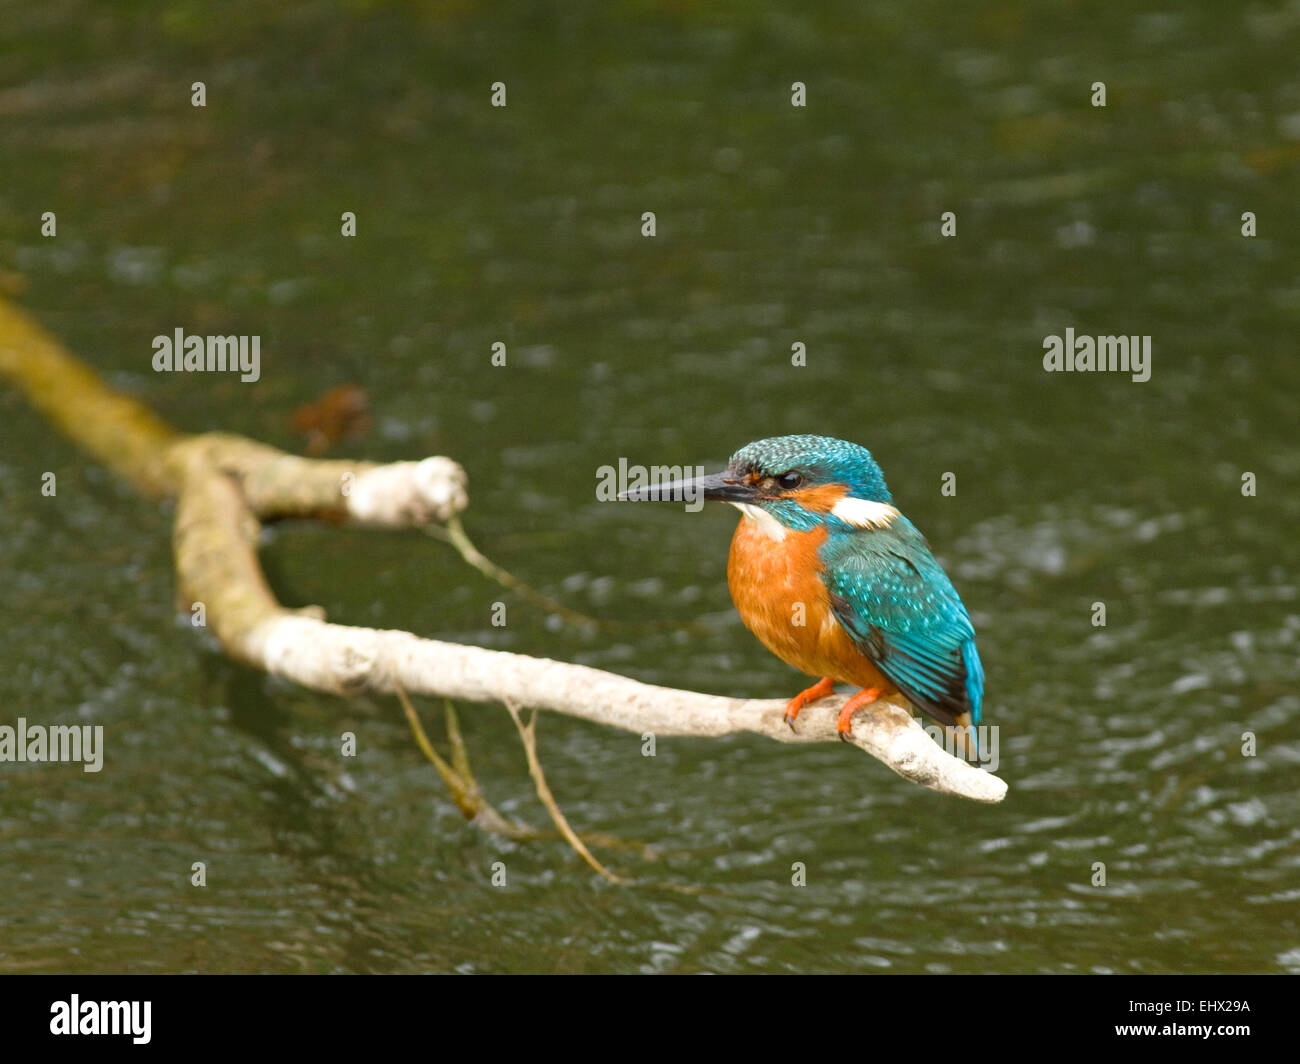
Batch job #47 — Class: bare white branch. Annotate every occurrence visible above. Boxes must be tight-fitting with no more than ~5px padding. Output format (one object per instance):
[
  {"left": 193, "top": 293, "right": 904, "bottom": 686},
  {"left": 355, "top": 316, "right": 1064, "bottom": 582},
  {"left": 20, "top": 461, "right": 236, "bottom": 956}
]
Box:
[{"left": 247, "top": 613, "right": 1008, "bottom": 803}]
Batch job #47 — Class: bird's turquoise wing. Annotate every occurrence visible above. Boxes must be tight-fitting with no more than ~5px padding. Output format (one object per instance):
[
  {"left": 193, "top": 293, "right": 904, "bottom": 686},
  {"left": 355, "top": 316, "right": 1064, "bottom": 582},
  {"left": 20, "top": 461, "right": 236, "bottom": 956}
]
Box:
[{"left": 820, "top": 517, "right": 983, "bottom": 729}]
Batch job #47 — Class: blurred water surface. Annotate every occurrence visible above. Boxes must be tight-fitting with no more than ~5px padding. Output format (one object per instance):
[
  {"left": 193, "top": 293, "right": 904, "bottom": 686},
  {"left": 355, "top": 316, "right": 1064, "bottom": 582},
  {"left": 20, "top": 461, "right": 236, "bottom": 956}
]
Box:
[{"left": 0, "top": 1, "right": 1296, "bottom": 972}]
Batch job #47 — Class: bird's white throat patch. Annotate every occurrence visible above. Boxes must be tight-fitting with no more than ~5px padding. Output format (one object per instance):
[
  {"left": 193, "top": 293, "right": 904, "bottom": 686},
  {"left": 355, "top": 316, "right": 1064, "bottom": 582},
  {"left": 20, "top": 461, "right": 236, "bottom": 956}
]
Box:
[
  {"left": 830, "top": 497, "right": 900, "bottom": 529},
  {"left": 731, "top": 502, "right": 788, "bottom": 540}
]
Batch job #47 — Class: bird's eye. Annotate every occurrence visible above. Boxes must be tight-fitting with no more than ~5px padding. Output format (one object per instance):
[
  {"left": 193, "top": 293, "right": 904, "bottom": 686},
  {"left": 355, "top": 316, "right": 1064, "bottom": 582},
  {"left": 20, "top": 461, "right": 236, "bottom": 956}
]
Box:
[{"left": 777, "top": 471, "right": 803, "bottom": 490}]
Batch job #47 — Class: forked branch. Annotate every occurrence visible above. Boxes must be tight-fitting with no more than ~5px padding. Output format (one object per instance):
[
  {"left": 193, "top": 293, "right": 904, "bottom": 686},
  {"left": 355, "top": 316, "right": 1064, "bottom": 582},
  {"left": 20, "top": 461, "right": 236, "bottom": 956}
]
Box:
[{"left": 0, "top": 296, "right": 1007, "bottom": 806}]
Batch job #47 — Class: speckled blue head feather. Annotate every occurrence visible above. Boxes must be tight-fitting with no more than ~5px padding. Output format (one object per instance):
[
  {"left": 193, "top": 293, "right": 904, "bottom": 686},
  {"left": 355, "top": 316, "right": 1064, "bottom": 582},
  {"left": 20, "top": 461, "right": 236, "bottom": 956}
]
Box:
[{"left": 729, "top": 435, "right": 892, "bottom": 504}]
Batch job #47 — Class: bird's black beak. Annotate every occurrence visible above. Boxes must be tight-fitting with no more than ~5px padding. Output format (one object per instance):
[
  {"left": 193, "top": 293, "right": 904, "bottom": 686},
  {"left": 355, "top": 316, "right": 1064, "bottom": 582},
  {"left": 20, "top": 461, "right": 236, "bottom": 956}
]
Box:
[{"left": 618, "top": 469, "right": 754, "bottom": 505}]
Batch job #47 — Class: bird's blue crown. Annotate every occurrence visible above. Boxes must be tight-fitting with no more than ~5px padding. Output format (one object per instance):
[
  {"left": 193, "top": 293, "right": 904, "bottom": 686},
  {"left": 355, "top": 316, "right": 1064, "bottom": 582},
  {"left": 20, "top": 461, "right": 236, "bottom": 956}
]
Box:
[{"left": 729, "top": 435, "right": 892, "bottom": 503}]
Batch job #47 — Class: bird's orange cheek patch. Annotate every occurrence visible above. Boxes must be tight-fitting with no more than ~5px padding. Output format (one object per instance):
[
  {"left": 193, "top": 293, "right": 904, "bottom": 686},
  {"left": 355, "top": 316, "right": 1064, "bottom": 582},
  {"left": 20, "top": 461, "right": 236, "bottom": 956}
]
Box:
[{"left": 789, "top": 483, "right": 848, "bottom": 513}]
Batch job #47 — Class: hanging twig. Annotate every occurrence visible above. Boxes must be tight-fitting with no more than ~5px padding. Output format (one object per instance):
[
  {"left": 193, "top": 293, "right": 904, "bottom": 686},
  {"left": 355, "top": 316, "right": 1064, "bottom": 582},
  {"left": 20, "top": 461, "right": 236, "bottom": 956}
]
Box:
[
  {"left": 396, "top": 682, "right": 537, "bottom": 839},
  {"left": 503, "top": 700, "right": 630, "bottom": 885}
]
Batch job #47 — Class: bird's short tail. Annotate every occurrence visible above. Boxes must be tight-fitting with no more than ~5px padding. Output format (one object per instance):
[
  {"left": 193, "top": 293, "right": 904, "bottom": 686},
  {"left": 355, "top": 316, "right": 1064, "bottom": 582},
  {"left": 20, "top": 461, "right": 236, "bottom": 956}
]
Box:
[
  {"left": 950, "top": 711, "right": 980, "bottom": 761},
  {"left": 956, "top": 639, "right": 984, "bottom": 761}
]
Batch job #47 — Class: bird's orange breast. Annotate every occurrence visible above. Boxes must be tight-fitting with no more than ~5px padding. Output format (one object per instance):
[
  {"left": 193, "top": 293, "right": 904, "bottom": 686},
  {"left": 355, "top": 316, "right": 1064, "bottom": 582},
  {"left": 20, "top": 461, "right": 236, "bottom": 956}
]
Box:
[{"left": 726, "top": 514, "right": 893, "bottom": 691}]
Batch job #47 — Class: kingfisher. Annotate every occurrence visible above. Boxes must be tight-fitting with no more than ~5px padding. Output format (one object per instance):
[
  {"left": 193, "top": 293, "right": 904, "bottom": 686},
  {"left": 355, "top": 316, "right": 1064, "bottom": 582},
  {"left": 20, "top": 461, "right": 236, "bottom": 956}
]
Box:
[{"left": 620, "top": 435, "right": 984, "bottom": 755}]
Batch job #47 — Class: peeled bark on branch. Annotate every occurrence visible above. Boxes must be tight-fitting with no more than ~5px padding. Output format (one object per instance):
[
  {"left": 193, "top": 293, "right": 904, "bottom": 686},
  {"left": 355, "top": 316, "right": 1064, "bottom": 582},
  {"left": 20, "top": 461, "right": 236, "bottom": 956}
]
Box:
[{"left": 0, "top": 296, "right": 1007, "bottom": 804}]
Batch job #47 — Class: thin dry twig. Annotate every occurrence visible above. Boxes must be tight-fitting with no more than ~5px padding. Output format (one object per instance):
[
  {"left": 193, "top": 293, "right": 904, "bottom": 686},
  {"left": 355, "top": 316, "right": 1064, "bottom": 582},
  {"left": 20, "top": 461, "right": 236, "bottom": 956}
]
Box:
[
  {"left": 431, "top": 515, "right": 603, "bottom": 628},
  {"left": 396, "top": 681, "right": 537, "bottom": 839},
  {"left": 398, "top": 687, "right": 657, "bottom": 857},
  {"left": 427, "top": 515, "right": 708, "bottom": 636},
  {"left": 503, "top": 699, "right": 630, "bottom": 885}
]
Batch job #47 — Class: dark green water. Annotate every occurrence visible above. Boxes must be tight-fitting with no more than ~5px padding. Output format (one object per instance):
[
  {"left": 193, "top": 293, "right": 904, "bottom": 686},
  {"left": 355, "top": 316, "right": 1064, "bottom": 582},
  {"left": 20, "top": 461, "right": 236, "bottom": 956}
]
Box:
[{"left": 1, "top": 1, "right": 1297, "bottom": 973}]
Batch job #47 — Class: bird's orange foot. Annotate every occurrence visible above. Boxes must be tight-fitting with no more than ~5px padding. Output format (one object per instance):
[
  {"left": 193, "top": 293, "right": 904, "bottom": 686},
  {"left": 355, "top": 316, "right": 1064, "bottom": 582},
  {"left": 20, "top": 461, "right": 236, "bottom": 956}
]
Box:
[
  {"left": 783, "top": 676, "right": 836, "bottom": 731},
  {"left": 836, "top": 687, "right": 885, "bottom": 742}
]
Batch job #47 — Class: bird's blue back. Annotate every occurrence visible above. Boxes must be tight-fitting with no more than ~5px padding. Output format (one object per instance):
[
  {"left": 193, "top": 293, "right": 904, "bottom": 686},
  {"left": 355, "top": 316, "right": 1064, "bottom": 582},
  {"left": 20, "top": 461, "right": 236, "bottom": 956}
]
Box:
[{"left": 819, "top": 514, "right": 984, "bottom": 730}]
